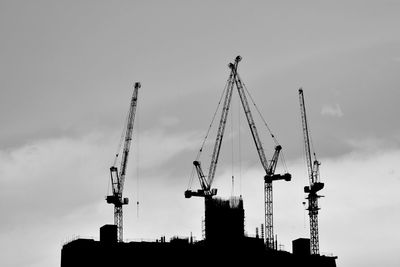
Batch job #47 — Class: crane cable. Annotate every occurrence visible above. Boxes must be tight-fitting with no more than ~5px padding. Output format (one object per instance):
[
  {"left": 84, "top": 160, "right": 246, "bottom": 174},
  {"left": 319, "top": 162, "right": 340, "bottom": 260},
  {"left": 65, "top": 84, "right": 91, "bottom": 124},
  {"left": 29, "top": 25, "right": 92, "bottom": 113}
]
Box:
[
  {"left": 238, "top": 94, "right": 242, "bottom": 196},
  {"left": 135, "top": 101, "right": 140, "bottom": 219},
  {"left": 241, "top": 80, "right": 289, "bottom": 173},
  {"left": 230, "top": 91, "right": 235, "bottom": 197},
  {"left": 112, "top": 101, "right": 132, "bottom": 166},
  {"left": 107, "top": 94, "right": 132, "bottom": 196},
  {"left": 299, "top": 93, "right": 318, "bottom": 183},
  {"left": 187, "top": 77, "right": 231, "bottom": 189}
]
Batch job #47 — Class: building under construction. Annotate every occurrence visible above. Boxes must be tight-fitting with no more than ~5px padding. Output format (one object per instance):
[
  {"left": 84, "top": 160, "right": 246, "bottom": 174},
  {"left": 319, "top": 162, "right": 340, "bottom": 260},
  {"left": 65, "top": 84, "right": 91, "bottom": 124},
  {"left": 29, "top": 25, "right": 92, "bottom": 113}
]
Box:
[
  {"left": 61, "top": 196, "right": 336, "bottom": 267},
  {"left": 61, "top": 56, "right": 337, "bottom": 266}
]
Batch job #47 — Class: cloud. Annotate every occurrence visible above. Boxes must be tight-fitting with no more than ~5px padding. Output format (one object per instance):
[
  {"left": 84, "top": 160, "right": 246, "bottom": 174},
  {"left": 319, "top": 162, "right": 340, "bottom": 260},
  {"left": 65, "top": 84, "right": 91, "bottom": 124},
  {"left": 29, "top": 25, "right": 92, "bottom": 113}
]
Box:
[
  {"left": 136, "top": 129, "right": 200, "bottom": 171},
  {"left": 204, "top": 142, "right": 400, "bottom": 267},
  {"left": 345, "top": 137, "right": 388, "bottom": 154},
  {"left": 158, "top": 116, "right": 180, "bottom": 127},
  {"left": 321, "top": 104, "right": 344, "bottom": 117},
  {"left": 0, "top": 133, "right": 111, "bottom": 218},
  {"left": 1, "top": 128, "right": 399, "bottom": 267},
  {"left": 317, "top": 148, "right": 400, "bottom": 267},
  {"left": 0, "top": 128, "right": 201, "bottom": 226},
  {"left": 0, "top": 128, "right": 202, "bottom": 267},
  {"left": 0, "top": 133, "right": 114, "bottom": 267}
]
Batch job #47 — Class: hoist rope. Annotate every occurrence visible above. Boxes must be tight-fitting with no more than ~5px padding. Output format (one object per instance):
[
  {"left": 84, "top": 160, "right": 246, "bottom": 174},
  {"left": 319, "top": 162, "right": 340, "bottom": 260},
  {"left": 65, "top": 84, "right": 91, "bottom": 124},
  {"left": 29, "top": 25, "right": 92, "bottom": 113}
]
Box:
[
  {"left": 238, "top": 95, "right": 242, "bottom": 196},
  {"left": 187, "top": 77, "right": 230, "bottom": 189},
  {"left": 113, "top": 106, "right": 130, "bottom": 167},
  {"left": 230, "top": 92, "right": 235, "bottom": 196},
  {"left": 108, "top": 95, "right": 131, "bottom": 196},
  {"left": 135, "top": 102, "right": 140, "bottom": 219},
  {"left": 241, "top": 81, "right": 289, "bottom": 173}
]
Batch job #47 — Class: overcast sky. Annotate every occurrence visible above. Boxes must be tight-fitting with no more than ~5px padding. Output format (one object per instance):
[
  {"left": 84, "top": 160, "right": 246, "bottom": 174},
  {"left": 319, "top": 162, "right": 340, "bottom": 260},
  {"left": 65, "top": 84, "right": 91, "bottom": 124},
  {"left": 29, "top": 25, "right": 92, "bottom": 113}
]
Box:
[{"left": 1, "top": 1, "right": 400, "bottom": 267}]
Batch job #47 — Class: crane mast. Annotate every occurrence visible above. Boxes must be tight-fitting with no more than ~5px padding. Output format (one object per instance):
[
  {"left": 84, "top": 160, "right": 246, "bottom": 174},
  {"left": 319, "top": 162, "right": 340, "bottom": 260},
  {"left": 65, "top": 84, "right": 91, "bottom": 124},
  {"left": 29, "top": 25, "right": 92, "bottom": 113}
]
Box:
[
  {"left": 107, "top": 82, "right": 140, "bottom": 242},
  {"left": 299, "top": 88, "right": 324, "bottom": 255},
  {"left": 264, "top": 145, "right": 291, "bottom": 248},
  {"left": 231, "top": 58, "right": 291, "bottom": 249},
  {"left": 185, "top": 57, "right": 240, "bottom": 199}
]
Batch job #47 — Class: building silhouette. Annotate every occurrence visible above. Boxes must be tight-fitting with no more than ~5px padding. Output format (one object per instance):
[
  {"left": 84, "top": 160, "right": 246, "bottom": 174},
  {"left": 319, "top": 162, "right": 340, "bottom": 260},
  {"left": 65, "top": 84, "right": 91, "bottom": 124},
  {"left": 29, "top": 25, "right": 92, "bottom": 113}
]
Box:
[{"left": 61, "top": 196, "right": 337, "bottom": 267}]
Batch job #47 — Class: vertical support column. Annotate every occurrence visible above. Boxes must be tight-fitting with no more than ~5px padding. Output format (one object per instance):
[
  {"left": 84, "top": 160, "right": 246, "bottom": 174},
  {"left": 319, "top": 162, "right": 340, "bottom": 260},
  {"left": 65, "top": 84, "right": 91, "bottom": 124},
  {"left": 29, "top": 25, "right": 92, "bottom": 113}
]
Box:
[
  {"left": 309, "top": 195, "right": 320, "bottom": 255},
  {"left": 115, "top": 206, "right": 123, "bottom": 242},
  {"left": 265, "top": 181, "right": 274, "bottom": 249}
]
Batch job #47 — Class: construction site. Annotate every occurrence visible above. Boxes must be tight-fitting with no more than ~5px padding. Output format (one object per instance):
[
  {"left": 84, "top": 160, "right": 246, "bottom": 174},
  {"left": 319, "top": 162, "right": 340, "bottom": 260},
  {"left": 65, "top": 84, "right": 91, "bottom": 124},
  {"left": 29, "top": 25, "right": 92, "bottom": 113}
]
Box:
[{"left": 61, "top": 56, "right": 338, "bottom": 267}]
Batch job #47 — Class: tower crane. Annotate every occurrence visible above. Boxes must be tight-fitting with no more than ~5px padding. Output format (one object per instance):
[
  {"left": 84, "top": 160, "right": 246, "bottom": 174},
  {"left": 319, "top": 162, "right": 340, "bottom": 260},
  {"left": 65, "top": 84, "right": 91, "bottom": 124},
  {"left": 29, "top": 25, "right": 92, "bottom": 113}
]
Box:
[
  {"left": 184, "top": 57, "right": 240, "bottom": 199},
  {"left": 299, "top": 88, "right": 324, "bottom": 255},
  {"left": 106, "top": 82, "right": 140, "bottom": 242},
  {"left": 185, "top": 56, "right": 290, "bottom": 248},
  {"left": 230, "top": 59, "right": 291, "bottom": 249},
  {"left": 264, "top": 145, "right": 291, "bottom": 249}
]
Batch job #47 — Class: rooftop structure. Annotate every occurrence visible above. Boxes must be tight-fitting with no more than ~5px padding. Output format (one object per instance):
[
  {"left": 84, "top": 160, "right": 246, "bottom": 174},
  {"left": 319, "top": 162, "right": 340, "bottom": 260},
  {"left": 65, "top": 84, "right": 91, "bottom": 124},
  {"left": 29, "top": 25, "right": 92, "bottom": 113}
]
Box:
[{"left": 61, "top": 196, "right": 337, "bottom": 267}]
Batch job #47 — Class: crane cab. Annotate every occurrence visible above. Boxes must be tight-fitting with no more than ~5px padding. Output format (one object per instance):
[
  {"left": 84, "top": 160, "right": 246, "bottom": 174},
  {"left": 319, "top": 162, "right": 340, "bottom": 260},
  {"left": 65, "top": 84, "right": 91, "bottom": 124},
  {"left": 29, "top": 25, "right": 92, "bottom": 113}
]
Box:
[{"left": 304, "top": 182, "right": 324, "bottom": 194}]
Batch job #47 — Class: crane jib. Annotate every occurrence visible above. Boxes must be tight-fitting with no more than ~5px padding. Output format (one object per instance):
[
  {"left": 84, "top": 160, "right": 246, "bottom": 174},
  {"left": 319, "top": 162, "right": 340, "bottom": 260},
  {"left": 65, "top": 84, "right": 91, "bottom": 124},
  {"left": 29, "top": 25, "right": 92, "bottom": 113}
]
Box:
[
  {"left": 232, "top": 69, "right": 269, "bottom": 172},
  {"left": 206, "top": 61, "right": 238, "bottom": 188}
]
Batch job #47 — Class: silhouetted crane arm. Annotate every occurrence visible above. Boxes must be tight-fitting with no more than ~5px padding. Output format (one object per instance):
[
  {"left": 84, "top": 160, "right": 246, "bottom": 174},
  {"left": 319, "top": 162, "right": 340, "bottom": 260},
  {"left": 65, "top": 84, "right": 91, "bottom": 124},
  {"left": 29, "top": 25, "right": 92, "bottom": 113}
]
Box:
[
  {"left": 206, "top": 58, "right": 239, "bottom": 188},
  {"left": 110, "top": 82, "right": 140, "bottom": 196},
  {"left": 299, "top": 88, "right": 314, "bottom": 185},
  {"left": 266, "top": 145, "right": 281, "bottom": 175},
  {"left": 298, "top": 87, "right": 324, "bottom": 255},
  {"left": 231, "top": 57, "right": 269, "bottom": 172},
  {"left": 268, "top": 145, "right": 281, "bottom": 175},
  {"left": 264, "top": 145, "right": 291, "bottom": 182},
  {"left": 231, "top": 58, "right": 291, "bottom": 249},
  {"left": 185, "top": 58, "right": 240, "bottom": 199},
  {"left": 118, "top": 82, "right": 139, "bottom": 194},
  {"left": 107, "top": 82, "right": 140, "bottom": 242}
]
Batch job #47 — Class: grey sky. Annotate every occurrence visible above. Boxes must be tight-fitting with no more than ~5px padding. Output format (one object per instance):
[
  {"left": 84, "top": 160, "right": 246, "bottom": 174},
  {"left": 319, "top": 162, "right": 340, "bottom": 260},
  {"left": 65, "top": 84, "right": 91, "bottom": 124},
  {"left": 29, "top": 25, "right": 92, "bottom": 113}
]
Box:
[{"left": 1, "top": 1, "right": 400, "bottom": 267}]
